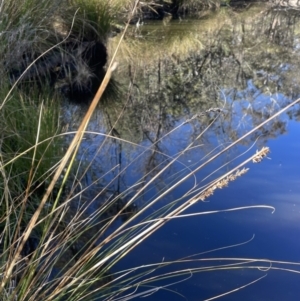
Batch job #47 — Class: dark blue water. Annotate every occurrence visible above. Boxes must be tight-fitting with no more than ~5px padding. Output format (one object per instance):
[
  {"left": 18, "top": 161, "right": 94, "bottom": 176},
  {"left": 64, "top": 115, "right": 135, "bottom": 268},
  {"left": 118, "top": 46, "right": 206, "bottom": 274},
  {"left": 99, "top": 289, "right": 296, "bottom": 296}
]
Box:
[
  {"left": 79, "top": 70, "right": 300, "bottom": 301},
  {"left": 69, "top": 7, "right": 300, "bottom": 299},
  {"left": 96, "top": 82, "right": 300, "bottom": 300},
  {"left": 112, "top": 118, "right": 300, "bottom": 301},
  {"left": 72, "top": 80, "right": 297, "bottom": 301}
]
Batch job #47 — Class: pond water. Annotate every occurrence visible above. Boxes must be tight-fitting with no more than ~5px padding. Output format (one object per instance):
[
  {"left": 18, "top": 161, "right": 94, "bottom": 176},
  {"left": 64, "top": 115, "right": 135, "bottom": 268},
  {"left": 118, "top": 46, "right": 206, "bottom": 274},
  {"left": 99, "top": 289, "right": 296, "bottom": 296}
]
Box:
[
  {"left": 66, "top": 4, "right": 300, "bottom": 300},
  {"left": 115, "top": 119, "right": 300, "bottom": 301}
]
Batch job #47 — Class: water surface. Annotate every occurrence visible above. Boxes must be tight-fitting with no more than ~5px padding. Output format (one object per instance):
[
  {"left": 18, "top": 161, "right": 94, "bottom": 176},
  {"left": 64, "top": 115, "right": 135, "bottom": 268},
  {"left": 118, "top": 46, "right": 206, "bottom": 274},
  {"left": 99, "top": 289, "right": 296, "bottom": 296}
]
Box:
[{"left": 66, "top": 4, "right": 300, "bottom": 300}]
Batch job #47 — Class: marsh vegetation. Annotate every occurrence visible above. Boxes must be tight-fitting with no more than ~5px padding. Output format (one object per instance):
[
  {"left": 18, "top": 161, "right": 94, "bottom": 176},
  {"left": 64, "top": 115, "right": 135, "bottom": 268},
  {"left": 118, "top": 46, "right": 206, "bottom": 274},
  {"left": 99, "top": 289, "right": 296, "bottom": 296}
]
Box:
[{"left": 1, "top": 1, "right": 300, "bottom": 300}]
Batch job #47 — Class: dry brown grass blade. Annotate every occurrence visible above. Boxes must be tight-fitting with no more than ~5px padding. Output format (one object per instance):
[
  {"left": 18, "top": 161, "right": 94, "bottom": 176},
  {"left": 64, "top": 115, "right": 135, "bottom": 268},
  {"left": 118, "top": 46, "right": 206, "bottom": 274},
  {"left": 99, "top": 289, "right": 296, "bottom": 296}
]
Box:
[
  {"left": 1, "top": 0, "right": 142, "bottom": 294},
  {"left": 0, "top": 52, "right": 117, "bottom": 294}
]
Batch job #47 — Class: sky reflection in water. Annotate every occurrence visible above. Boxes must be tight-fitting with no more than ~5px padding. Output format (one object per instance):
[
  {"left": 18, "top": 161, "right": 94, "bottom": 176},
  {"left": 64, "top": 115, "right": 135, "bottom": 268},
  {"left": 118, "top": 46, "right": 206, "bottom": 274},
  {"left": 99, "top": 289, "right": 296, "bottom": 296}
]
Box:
[
  {"left": 76, "top": 7, "right": 300, "bottom": 299},
  {"left": 107, "top": 61, "right": 300, "bottom": 301}
]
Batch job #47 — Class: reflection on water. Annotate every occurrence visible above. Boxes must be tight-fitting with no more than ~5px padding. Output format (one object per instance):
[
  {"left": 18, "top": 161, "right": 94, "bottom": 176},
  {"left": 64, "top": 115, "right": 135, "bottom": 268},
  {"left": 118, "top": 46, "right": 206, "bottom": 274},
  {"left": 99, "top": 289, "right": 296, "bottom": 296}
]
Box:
[{"left": 64, "top": 4, "right": 300, "bottom": 300}]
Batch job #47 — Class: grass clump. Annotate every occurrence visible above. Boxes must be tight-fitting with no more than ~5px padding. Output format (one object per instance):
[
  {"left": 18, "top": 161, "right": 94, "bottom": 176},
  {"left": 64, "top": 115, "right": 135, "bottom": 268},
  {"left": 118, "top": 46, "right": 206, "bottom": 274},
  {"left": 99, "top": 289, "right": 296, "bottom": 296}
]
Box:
[
  {"left": 0, "top": 90, "right": 62, "bottom": 191},
  {"left": 70, "top": 0, "right": 129, "bottom": 36},
  {"left": 0, "top": 0, "right": 114, "bottom": 103},
  {"left": 0, "top": 83, "right": 63, "bottom": 245}
]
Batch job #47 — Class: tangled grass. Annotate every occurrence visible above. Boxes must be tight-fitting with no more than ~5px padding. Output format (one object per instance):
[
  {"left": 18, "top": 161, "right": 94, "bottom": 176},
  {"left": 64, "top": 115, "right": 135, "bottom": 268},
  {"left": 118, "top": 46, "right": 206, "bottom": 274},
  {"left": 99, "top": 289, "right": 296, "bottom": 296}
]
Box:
[
  {"left": 1, "top": 61, "right": 300, "bottom": 301},
  {"left": 1, "top": 1, "right": 300, "bottom": 301}
]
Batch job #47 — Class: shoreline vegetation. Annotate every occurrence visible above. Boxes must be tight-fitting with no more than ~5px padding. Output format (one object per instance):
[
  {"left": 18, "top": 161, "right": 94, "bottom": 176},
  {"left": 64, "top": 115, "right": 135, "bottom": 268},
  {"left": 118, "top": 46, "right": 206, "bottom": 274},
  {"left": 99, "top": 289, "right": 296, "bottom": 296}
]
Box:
[{"left": 1, "top": 0, "right": 300, "bottom": 300}]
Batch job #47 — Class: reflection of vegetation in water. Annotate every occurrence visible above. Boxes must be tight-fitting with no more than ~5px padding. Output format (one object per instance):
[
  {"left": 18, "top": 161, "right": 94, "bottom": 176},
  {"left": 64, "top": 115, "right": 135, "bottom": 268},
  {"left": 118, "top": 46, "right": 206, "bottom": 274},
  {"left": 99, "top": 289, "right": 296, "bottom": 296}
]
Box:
[
  {"left": 2, "top": 2, "right": 300, "bottom": 301},
  {"left": 94, "top": 4, "right": 300, "bottom": 204},
  {"left": 57, "top": 4, "right": 300, "bottom": 236},
  {"left": 106, "top": 4, "right": 300, "bottom": 145}
]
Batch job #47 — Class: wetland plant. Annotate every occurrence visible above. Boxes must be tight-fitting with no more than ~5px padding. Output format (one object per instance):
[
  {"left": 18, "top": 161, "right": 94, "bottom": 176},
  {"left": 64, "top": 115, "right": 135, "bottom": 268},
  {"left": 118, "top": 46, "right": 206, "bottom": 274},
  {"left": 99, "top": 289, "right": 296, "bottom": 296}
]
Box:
[
  {"left": 1, "top": 1, "right": 300, "bottom": 301},
  {"left": 2, "top": 82, "right": 299, "bottom": 301},
  {"left": 1, "top": 58, "right": 300, "bottom": 301},
  {"left": 0, "top": 0, "right": 115, "bottom": 103}
]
